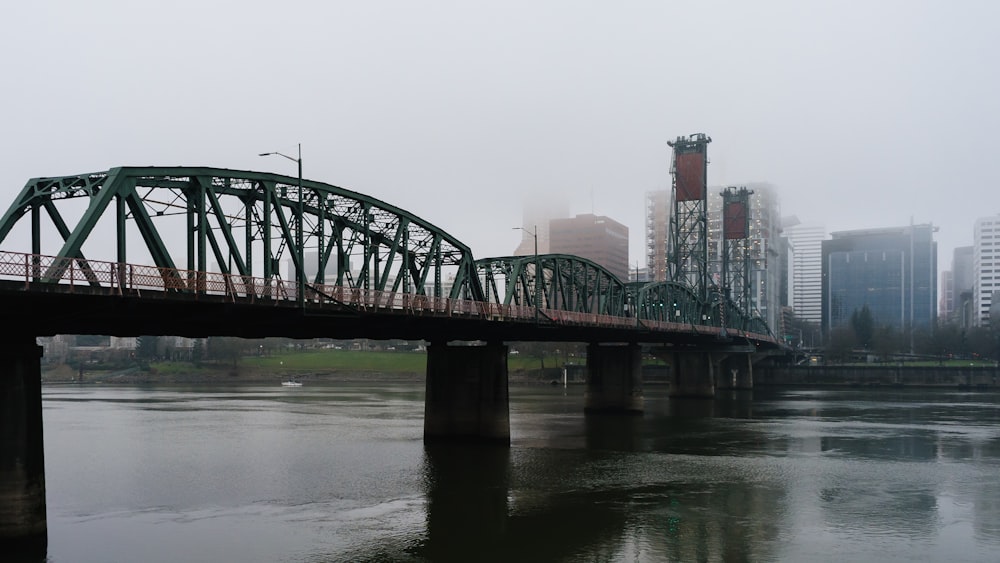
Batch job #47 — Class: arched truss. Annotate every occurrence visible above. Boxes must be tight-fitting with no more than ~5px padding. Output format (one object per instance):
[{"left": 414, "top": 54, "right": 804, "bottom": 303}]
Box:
[
  {"left": 634, "top": 281, "right": 771, "bottom": 335},
  {"left": 475, "top": 254, "right": 628, "bottom": 316},
  {"left": 709, "top": 288, "right": 769, "bottom": 335},
  {"left": 633, "top": 281, "right": 703, "bottom": 324},
  {"left": 0, "top": 167, "right": 484, "bottom": 301}
]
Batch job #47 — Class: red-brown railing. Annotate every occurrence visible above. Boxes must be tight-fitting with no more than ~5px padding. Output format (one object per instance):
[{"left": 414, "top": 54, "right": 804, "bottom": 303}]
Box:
[{"left": 0, "top": 251, "right": 777, "bottom": 344}]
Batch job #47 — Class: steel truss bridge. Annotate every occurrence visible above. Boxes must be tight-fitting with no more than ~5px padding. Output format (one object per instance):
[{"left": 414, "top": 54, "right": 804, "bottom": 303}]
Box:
[{"left": 0, "top": 166, "right": 776, "bottom": 346}]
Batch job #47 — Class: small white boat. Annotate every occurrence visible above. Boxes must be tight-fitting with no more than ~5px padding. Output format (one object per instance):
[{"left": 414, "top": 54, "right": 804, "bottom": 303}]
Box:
[{"left": 281, "top": 380, "right": 303, "bottom": 387}]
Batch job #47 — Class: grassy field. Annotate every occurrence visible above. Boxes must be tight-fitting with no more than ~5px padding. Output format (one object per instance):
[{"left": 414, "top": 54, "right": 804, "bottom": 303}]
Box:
[
  {"left": 132, "top": 347, "right": 1000, "bottom": 380},
  {"left": 240, "top": 349, "right": 426, "bottom": 373},
  {"left": 231, "top": 349, "right": 571, "bottom": 373}
]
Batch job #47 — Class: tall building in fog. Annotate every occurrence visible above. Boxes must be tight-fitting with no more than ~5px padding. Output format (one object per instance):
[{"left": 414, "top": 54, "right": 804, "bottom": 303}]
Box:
[
  {"left": 645, "top": 189, "right": 671, "bottom": 282},
  {"left": 940, "top": 269, "right": 954, "bottom": 322},
  {"left": 821, "top": 224, "right": 937, "bottom": 334},
  {"left": 513, "top": 196, "right": 568, "bottom": 256},
  {"left": 951, "top": 245, "right": 974, "bottom": 327},
  {"left": 288, "top": 251, "right": 344, "bottom": 284},
  {"left": 549, "top": 213, "right": 629, "bottom": 281},
  {"left": 781, "top": 218, "right": 827, "bottom": 324},
  {"left": 973, "top": 216, "right": 1000, "bottom": 327}
]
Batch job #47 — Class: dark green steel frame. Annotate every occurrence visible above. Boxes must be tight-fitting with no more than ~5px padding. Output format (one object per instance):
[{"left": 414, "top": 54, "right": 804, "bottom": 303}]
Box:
[
  {"left": 476, "top": 254, "right": 628, "bottom": 316},
  {"left": 0, "top": 167, "right": 484, "bottom": 301},
  {"left": 721, "top": 187, "right": 753, "bottom": 324},
  {"left": 668, "top": 133, "right": 712, "bottom": 303}
]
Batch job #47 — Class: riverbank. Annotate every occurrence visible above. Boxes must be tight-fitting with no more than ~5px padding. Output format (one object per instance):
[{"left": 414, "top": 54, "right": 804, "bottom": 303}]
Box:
[
  {"left": 757, "top": 365, "right": 1000, "bottom": 389},
  {"left": 47, "top": 359, "right": 1000, "bottom": 390},
  {"left": 39, "top": 362, "right": 561, "bottom": 385}
]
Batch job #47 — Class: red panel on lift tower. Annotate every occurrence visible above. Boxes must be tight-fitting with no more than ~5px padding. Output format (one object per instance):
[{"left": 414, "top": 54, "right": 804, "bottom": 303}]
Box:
[
  {"left": 724, "top": 201, "right": 748, "bottom": 239},
  {"left": 675, "top": 152, "right": 704, "bottom": 202}
]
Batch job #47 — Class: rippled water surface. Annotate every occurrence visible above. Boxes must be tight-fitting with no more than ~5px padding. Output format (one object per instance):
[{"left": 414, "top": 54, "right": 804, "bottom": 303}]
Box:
[{"left": 31, "top": 384, "right": 1000, "bottom": 562}]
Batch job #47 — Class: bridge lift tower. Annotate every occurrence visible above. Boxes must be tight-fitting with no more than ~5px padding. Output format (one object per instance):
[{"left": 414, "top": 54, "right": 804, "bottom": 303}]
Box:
[
  {"left": 721, "top": 186, "right": 754, "bottom": 327},
  {"left": 667, "top": 133, "right": 712, "bottom": 303}
]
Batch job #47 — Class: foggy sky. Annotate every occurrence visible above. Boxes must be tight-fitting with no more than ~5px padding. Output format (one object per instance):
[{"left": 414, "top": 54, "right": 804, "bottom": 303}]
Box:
[{"left": 2, "top": 1, "right": 997, "bottom": 273}]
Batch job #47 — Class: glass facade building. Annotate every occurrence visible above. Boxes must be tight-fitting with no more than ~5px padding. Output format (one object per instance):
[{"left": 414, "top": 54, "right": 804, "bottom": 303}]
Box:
[{"left": 821, "top": 224, "right": 937, "bottom": 333}]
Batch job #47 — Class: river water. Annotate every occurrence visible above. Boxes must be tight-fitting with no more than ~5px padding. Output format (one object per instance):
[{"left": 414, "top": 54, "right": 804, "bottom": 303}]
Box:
[{"left": 29, "top": 383, "right": 1000, "bottom": 562}]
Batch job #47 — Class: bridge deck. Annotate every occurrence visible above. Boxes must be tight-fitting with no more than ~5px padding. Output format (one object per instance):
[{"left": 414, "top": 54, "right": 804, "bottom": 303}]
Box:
[{"left": 1, "top": 251, "right": 776, "bottom": 347}]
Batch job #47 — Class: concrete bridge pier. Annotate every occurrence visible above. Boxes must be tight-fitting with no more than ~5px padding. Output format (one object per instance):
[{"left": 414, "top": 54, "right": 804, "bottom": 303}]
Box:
[
  {"left": 584, "top": 343, "right": 643, "bottom": 414},
  {"left": 423, "top": 341, "right": 510, "bottom": 445},
  {"left": 655, "top": 350, "right": 716, "bottom": 398},
  {"left": 716, "top": 353, "right": 753, "bottom": 390},
  {"left": 0, "top": 336, "right": 46, "bottom": 554}
]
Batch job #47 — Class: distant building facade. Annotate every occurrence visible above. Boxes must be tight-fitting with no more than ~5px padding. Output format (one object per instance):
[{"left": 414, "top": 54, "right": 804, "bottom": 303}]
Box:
[
  {"left": 973, "top": 216, "right": 1000, "bottom": 327},
  {"left": 821, "top": 224, "right": 937, "bottom": 334},
  {"left": 549, "top": 213, "right": 629, "bottom": 281},
  {"left": 939, "top": 269, "right": 954, "bottom": 322},
  {"left": 644, "top": 190, "right": 671, "bottom": 282},
  {"left": 781, "top": 219, "right": 827, "bottom": 324},
  {"left": 287, "top": 251, "right": 346, "bottom": 285},
  {"left": 951, "top": 245, "right": 975, "bottom": 327}
]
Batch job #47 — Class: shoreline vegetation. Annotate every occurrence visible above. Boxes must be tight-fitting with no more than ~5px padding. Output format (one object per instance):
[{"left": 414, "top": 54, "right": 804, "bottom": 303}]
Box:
[
  {"left": 41, "top": 348, "right": 575, "bottom": 385},
  {"left": 41, "top": 346, "right": 1000, "bottom": 388}
]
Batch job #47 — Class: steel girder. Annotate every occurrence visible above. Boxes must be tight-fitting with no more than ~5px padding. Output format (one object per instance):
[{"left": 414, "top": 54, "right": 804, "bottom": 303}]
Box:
[
  {"left": 668, "top": 134, "right": 712, "bottom": 303},
  {"left": 634, "top": 280, "right": 769, "bottom": 334},
  {"left": 0, "top": 167, "right": 484, "bottom": 301},
  {"left": 721, "top": 187, "right": 753, "bottom": 321},
  {"left": 475, "top": 254, "right": 628, "bottom": 316},
  {"left": 633, "top": 281, "right": 702, "bottom": 324}
]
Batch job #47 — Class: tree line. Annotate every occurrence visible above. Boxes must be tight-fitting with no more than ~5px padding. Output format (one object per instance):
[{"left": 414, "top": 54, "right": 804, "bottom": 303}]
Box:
[{"left": 799, "top": 305, "right": 999, "bottom": 364}]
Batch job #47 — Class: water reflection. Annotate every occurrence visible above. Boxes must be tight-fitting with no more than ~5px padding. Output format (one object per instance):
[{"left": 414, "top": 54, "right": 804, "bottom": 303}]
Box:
[
  {"left": 414, "top": 445, "right": 510, "bottom": 560},
  {"left": 30, "top": 385, "right": 1000, "bottom": 562}
]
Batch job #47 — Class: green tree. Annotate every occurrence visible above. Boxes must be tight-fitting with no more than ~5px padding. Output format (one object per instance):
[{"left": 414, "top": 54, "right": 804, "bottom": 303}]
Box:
[
  {"left": 850, "top": 305, "right": 874, "bottom": 349},
  {"left": 76, "top": 334, "right": 109, "bottom": 347},
  {"left": 826, "top": 326, "right": 857, "bottom": 364},
  {"left": 871, "top": 324, "right": 901, "bottom": 362},
  {"left": 965, "top": 327, "right": 996, "bottom": 361},
  {"left": 192, "top": 338, "right": 204, "bottom": 366},
  {"left": 136, "top": 336, "right": 160, "bottom": 360},
  {"left": 207, "top": 337, "right": 246, "bottom": 369}
]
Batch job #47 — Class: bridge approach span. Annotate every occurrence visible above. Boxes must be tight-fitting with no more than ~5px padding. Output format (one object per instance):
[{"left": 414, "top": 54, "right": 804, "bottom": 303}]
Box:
[{"left": 0, "top": 250, "right": 773, "bottom": 347}]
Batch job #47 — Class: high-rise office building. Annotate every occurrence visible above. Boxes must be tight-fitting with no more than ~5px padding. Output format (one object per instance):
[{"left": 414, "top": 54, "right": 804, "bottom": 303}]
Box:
[
  {"left": 940, "top": 269, "right": 954, "bottom": 321},
  {"left": 781, "top": 218, "right": 827, "bottom": 324},
  {"left": 821, "top": 224, "right": 937, "bottom": 333},
  {"left": 645, "top": 189, "right": 671, "bottom": 282},
  {"left": 952, "top": 245, "right": 975, "bottom": 327},
  {"left": 973, "top": 215, "right": 1000, "bottom": 327},
  {"left": 549, "top": 213, "right": 629, "bottom": 281}
]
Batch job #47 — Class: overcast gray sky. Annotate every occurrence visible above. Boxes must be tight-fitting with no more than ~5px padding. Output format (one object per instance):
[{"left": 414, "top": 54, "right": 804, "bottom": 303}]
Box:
[{"left": 2, "top": 1, "right": 997, "bottom": 271}]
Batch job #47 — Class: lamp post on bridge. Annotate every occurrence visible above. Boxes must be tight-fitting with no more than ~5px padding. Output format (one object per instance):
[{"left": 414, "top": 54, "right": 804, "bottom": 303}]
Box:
[
  {"left": 513, "top": 225, "right": 540, "bottom": 324},
  {"left": 259, "top": 143, "right": 304, "bottom": 308}
]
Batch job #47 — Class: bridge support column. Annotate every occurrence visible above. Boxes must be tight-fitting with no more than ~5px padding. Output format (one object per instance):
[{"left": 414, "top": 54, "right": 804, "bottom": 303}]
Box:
[
  {"left": 716, "top": 353, "right": 753, "bottom": 390},
  {"left": 0, "top": 336, "right": 46, "bottom": 554},
  {"left": 584, "top": 343, "right": 643, "bottom": 414},
  {"left": 656, "top": 350, "right": 716, "bottom": 398},
  {"left": 424, "top": 342, "right": 510, "bottom": 445}
]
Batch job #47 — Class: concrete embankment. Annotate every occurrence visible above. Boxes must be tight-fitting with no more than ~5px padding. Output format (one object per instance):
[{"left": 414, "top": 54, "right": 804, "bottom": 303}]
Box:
[{"left": 757, "top": 365, "right": 1000, "bottom": 389}]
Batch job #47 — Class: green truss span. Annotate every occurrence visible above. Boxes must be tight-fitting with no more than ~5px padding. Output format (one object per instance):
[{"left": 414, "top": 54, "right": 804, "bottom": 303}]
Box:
[
  {"left": 0, "top": 166, "right": 484, "bottom": 301},
  {"left": 0, "top": 166, "right": 772, "bottom": 338},
  {"left": 476, "top": 254, "right": 627, "bottom": 317},
  {"left": 475, "top": 254, "right": 770, "bottom": 333}
]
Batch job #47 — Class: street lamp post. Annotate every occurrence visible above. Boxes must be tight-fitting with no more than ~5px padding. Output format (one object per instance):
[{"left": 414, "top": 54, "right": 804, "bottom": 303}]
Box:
[
  {"left": 513, "top": 225, "right": 540, "bottom": 323},
  {"left": 259, "top": 143, "right": 304, "bottom": 308}
]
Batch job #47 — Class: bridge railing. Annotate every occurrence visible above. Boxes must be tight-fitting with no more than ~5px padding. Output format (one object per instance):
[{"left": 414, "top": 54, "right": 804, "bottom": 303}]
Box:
[{"left": 0, "top": 251, "right": 777, "bottom": 344}]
